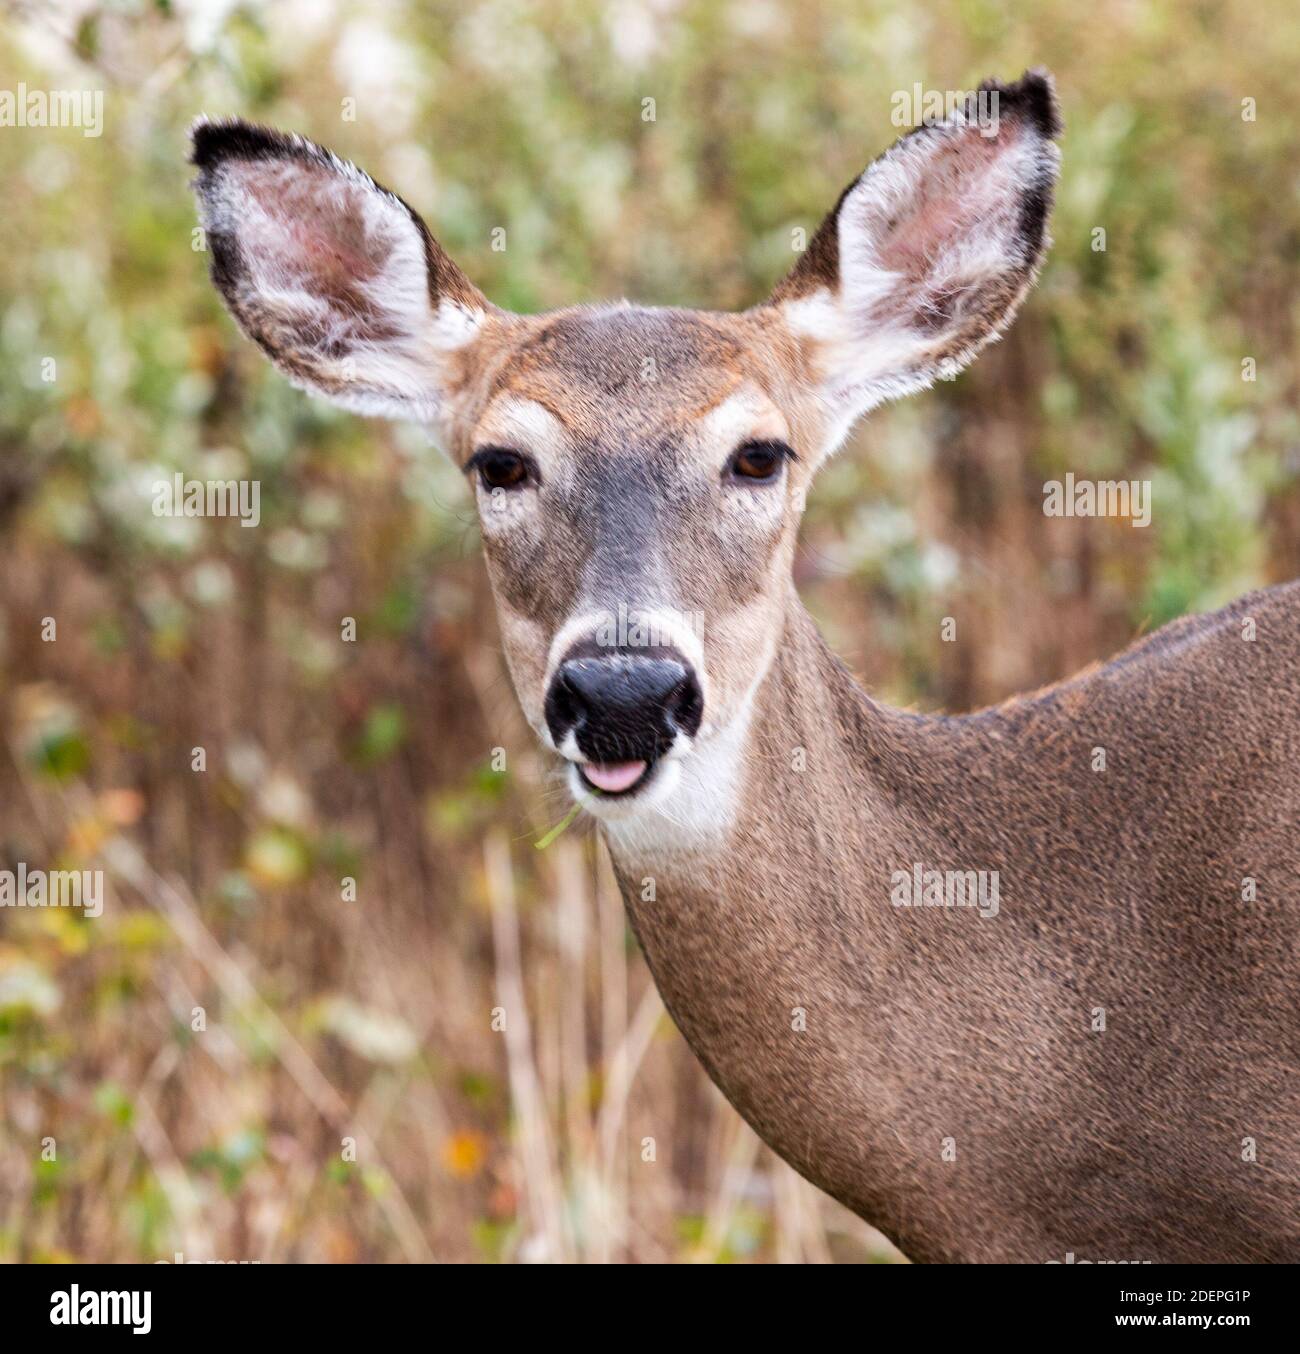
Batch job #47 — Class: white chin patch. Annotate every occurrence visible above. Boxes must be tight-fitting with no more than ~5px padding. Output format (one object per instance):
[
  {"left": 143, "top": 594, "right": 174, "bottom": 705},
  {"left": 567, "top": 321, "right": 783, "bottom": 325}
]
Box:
[
  {"left": 565, "top": 757, "right": 683, "bottom": 822},
  {"left": 565, "top": 705, "right": 754, "bottom": 863}
]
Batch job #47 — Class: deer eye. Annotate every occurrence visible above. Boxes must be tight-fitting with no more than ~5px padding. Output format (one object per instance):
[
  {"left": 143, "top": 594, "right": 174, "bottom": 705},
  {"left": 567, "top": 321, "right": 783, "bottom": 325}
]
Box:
[
  {"left": 470, "top": 447, "right": 532, "bottom": 491},
  {"left": 728, "top": 440, "right": 792, "bottom": 483}
]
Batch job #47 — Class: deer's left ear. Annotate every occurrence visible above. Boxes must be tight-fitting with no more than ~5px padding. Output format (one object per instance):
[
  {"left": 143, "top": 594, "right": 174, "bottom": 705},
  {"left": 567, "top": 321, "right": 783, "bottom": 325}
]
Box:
[
  {"left": 190, "top": 118, "right": 491, "bottom": 424},
  {"left": 768, "top": 69, "right": 1061, "bottom": 453}
]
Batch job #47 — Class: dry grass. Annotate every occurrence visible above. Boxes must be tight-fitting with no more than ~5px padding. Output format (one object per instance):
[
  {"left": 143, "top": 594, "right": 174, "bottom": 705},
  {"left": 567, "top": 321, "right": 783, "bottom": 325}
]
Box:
[{"left": 0, "top": 552, "right": 899, "bottom": 1262}]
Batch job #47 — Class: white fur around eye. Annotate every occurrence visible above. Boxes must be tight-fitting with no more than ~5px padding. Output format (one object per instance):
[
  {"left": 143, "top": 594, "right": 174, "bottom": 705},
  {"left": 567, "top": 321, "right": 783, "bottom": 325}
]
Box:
[
  {"left": 698, "top": 389, "right": 790, "bottom": 464},
  {"left": 719, "top": 470, "right": 787, "bottom": 536},
  {"left": 474, "top": 479, "right": 538, "bottom": 536}
]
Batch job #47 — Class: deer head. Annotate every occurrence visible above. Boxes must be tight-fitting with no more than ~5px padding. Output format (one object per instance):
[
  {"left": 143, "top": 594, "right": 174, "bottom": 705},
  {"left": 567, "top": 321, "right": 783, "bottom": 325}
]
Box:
[{"left": 191, "top": 71, "right": 1060, "bottom": 840}]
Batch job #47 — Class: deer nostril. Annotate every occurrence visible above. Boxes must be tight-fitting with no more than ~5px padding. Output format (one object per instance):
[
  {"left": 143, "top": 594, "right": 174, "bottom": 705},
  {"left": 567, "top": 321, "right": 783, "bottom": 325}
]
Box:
[
  {"left": 552, "top": 669, "right": 587, "bottom": 730},
  {"left": 665, "top": 670, "right": 703, "bottom": 737}
]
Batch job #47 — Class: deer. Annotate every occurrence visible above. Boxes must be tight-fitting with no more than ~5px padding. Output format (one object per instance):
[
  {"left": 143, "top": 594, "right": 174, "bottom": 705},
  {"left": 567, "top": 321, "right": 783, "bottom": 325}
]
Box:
[{"left": 190, "top": 70, "right": 1299, "bottom": 1264}]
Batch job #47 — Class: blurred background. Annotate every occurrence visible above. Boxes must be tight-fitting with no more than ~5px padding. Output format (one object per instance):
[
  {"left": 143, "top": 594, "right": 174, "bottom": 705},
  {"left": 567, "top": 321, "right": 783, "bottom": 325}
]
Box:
[{"left": 1, "top": 0, "right": 1297, "bottom": 1263}]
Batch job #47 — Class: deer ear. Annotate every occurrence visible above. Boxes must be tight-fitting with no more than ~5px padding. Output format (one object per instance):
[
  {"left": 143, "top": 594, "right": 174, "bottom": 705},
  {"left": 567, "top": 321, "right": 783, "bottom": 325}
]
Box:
[
  {"left": 190, "top": 119, "right": 490, "bottom": 423},
  {"left": 769, "top": 69, "right": 1061, "bottom": 452}
]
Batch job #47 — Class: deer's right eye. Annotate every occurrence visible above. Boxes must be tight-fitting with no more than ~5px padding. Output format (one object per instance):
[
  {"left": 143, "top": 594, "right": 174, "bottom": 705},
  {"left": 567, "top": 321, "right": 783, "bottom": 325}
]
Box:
[{"left": 471, "top": 448, "right": 532, "bottom": 491}]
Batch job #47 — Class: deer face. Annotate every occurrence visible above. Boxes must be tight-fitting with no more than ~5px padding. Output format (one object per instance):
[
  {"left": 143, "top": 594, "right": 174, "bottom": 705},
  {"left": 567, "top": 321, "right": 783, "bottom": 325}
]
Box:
[
  {"left": 191, "top": 71, "right": 1059, "bottom": 833},
  {"left": 447, "top": 302, "right": 815, "bottom": 816}
]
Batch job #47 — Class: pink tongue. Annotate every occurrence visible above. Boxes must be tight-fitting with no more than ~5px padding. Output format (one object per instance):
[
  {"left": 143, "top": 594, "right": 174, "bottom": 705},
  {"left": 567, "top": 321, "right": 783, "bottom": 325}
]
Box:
[{"left": 581, "top": 760, "right": 647, "bottom": 793}]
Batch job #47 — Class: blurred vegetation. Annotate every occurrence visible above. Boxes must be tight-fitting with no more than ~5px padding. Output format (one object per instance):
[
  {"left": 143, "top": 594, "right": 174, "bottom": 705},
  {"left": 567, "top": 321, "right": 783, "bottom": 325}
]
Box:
[{"left": 0, "top": 0, "right": 1297, "bottom": 1262}]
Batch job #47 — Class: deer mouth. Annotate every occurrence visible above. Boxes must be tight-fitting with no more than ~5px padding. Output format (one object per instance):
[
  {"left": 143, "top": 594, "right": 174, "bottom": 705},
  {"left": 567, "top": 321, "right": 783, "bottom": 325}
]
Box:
[{"left": 578, "top": 758, "right": 653, "bottom": 796}]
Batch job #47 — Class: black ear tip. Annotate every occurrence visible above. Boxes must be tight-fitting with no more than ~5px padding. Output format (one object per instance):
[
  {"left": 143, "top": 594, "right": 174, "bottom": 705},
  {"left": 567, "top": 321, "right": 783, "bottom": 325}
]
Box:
[
  {"left": 981, "top": 68, "right": 1063, "bottom": 140},
  {"left": 189, "top": 116, "right": 297, "bottom": 169},
  {"left": 189, "top": 116, "right": 240, "bottom": 168}
]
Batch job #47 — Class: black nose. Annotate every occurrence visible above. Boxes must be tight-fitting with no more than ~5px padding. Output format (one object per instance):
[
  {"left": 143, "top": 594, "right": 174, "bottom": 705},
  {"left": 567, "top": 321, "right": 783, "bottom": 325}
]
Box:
[{"left": 544, "top": 646, "right": 703, "bottom": 763}]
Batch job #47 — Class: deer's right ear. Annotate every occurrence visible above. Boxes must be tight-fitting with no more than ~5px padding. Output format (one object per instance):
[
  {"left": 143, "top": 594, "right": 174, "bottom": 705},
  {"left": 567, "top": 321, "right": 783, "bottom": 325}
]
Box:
[
  {"left": 767, "top": 70, "right": 1062, "bottom": 456},
  {"left": 190, "top": 118, "right": 490, "bottom": 423}
]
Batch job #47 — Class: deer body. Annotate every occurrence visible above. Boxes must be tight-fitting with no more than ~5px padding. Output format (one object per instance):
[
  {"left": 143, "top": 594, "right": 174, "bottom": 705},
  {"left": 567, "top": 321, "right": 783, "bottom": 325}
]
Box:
[{"left": 191, "top": 70, "right": 1300, "bottom": 1261}]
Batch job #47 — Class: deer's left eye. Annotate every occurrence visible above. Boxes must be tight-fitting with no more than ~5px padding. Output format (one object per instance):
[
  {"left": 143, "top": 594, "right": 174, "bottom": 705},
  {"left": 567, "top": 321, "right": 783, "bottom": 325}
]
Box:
[{"left": 728, "top": 440, "right": 792, "bottom": 483}]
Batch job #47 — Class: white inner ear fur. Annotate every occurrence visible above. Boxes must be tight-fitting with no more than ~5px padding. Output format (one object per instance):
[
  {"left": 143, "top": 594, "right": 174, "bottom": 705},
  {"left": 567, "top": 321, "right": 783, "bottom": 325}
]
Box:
[
  {"left": 204, "top": 155, "right": 483, "bottom": 422},
  {"left": 787, "top": 118, "right": 1053, "bottom": 456}
]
